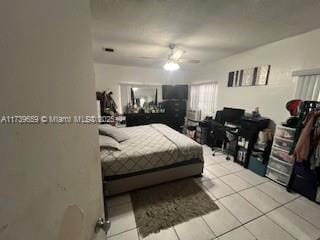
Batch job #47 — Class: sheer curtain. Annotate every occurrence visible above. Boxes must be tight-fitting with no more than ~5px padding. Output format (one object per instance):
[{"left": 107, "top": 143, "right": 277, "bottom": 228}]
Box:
[
  {"left": 119, "top": 84, "right": 131, "bottom": 113},
  {"left": 190, "top": 82, "right": 217, "bottom": 119},
  {"left": 294, "top": 74, "right": 320, "bottom": 101}
]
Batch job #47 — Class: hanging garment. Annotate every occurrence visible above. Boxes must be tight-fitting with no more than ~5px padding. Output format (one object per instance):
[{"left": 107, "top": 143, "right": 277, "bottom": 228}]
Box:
[
  {"left": 104, "top": 92, "right": 118, "bottom": 114},
  {"left": 309, "top": 117, "right": 320, "bottom": 169},
  {"left": 294, "top": 112, "right": 320, "bottom": 162}
]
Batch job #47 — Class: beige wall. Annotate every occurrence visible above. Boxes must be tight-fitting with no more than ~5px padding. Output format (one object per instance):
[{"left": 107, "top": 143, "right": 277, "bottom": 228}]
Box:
[
  {"left": 190, "top": 28, "right": 320, "bottom": 124},
  {"left": 0, "top": 1, "right": 104, "bottom": 240},
  {"left": 94, "top": 63, "right": 190, "bottom": 109}
]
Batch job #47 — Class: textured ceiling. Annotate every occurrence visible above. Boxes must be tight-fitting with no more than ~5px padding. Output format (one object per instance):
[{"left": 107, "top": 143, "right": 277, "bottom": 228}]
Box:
[{"left": 91, "top": 0, "right": 320, "bottom": 69}]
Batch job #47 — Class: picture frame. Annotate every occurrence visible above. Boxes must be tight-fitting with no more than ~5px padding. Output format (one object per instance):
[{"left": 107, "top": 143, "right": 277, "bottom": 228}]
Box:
[{"left": 228, "top": 65, "right": 270, "bottom": 87}]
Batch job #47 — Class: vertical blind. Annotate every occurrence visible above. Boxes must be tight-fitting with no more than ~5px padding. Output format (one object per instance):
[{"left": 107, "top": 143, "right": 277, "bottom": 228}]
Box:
[
  {"left": 190, "top": 82, "right": 217, "bottom": 119},
  {"left": 294, "top": 74, "right": 320, "bottom": 101}
]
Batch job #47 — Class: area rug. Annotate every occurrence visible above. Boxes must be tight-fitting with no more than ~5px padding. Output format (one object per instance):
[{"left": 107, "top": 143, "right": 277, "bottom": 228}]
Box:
[{"left": 130, "top": 178, "right": 219, "bottom": 238}]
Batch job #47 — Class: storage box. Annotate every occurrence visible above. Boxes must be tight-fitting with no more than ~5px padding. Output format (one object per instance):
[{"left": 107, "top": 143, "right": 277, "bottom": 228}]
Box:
[
  {"left": 248, "top": 156, "right": 267, "bottom": 176},
  {"left": 268, "top": 157, "right": 292, "bottom": 175},
  {"left": 273, "top": 137, "right": 293, "bottom": 151},
  {"left": 274, "top": 126, "right": 295, "bottom": 140},
  {"left": 271, "top": 146, "right": 294, "bottom": 163},
  {"left": 266, "top": 167, "right": 290, "bottom": 186}
]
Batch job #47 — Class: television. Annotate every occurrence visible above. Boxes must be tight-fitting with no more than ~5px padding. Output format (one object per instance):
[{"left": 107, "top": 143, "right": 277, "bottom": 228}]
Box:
[
  {"left": 162, "top": 85, "right": 188, "bottom": 100},
  {"left": 222, "top": 107, "right": 245, "bottom": 125}
]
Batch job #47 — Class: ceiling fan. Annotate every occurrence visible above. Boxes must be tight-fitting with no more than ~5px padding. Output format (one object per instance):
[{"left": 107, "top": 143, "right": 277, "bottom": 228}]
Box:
[{"left": 140, "top": 44, "right": 200, "bottom": 71}]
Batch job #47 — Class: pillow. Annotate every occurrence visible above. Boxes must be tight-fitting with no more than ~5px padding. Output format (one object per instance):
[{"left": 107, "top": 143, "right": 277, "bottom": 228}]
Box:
[
  {"left": 98, "top": 125, "right": 129, "bottom": 142},
  {"left": 99, "top": 135, "right": 122, "bottom": 151}
]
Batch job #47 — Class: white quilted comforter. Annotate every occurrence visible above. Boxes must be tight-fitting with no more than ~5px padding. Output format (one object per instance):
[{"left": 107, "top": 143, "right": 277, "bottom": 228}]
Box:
[{"left": 101, "top": 124, "right": 203, "bottom": 177}]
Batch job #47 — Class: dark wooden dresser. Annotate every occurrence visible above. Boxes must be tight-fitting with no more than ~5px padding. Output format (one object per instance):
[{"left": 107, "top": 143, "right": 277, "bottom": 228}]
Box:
[{"left": 125, "top": 113, "right": 168, "bottom": 127}]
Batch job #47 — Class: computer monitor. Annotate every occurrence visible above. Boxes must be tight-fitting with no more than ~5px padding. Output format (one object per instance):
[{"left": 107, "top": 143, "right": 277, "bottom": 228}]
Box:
[{"left": 222, "top": 107, "right": 245, "bottom": 125}]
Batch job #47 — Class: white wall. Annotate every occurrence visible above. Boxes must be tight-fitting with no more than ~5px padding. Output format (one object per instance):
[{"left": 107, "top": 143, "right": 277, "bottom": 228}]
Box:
[
  {"left": 190, "top": 28, "right": 320, "bottom": 124},
  {"left": 0, "top": 1, "right": 104, "bottom": 240},
  {"left": 94, "top": 63, "right": 190, "bottom": 110}
]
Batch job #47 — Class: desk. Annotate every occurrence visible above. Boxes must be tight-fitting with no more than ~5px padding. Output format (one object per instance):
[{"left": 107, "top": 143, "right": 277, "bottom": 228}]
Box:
[{"left": 234, "top": 116, "right": 270, "bottom": 168}]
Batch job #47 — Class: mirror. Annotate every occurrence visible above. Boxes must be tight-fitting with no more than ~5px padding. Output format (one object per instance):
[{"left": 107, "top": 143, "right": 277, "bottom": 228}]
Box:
[{"left": 132, "top": 87, "right": 157, "bottom": 108}]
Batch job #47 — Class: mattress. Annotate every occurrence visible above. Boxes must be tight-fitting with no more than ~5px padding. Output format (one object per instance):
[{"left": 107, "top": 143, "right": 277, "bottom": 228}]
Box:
[{"left": 101, "top": 124, "right": 203, "bottom": 177}]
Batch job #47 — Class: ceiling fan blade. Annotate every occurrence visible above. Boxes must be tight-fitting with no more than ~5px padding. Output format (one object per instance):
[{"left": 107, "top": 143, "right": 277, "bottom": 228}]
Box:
[
  {"left": 170, "top": 49, "right": 185, "bottom": 60},
  {"left": 179, "top": 58, "right": 200, "bottom": 64},
  {"left": 139, "top": 56, "right": 167, "bottom": 60}
]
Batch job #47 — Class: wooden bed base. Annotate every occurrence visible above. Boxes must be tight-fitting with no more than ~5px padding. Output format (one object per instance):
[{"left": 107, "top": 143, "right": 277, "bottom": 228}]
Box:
[{"left": 103, "top": 162, "right": 204, "bottom": 196}]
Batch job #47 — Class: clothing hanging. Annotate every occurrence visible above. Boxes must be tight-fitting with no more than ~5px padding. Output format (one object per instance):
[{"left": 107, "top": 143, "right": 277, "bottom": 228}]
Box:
[{"left": 294, "top": 111, "right": 320, "bottom": 163}]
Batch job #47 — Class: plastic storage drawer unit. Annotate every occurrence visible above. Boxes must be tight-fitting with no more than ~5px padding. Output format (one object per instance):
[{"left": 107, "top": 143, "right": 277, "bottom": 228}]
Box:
[
  {"left": 268, "top": 157, "right": 292, "bottom": 175},
  {"left": 273, "top": 137, "right": 293, "bottom": 151},
  {"left": 266, "top": 167, "right": 290, "bottom": 186},
  {"left": 274, "top": 126, "right": 295, "bottom": 140},
  {"left": 271, "top": 146, "right": 294, "bottom": 163}
]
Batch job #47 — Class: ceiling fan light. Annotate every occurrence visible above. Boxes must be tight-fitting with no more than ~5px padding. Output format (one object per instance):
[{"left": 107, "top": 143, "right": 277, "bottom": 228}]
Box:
[{"left": 163, "top": 61, "right": 180, "bottom": 71}]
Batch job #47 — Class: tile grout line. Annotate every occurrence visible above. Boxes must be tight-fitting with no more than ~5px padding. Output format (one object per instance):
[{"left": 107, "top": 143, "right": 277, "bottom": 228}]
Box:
[
  {"left": 239, "top": 224, "right": 258, "bottom": 240},
  {"left": 202, "top": 170, "right": 303, "bottom": 239},
  {"left": 173, "top": 226, "right": 181, "bottom": 240},
  {"left": 252, "top": 183, "right": 300, "bottom": 205},
  {"left": 282, "top": 203, "right": 320, "bottom": 231},
  {"left": 110, "top": 191, "right": 302, "bottom": 239},
  {"left": 107, "top": 226, "right": 137, "bottom": 239},
  {"left": 219, "top": 176, "right": 254, "bottom": 193},
  {"left": 202, "top": 214, "right": 241, "bottom": 239},
  {"left": 218, "top": 193, "right": 302, "bottom": 240},
  {"left": 203, "top": 148, "right": 314, "bottom": 239},
  {"left": 264, "top": 215, "right": 300, "bottom": 240},
  {"left": 108, "top": 149, "right": 311, "bottom": 239},
  {"left": 200, "top": 215, "right": 218, "bottom": 239}
]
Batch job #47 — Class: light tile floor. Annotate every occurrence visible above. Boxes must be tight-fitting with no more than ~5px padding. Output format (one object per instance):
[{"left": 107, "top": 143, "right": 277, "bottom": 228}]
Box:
[{"left": 106, "top": 145, "right": 320, "bottom": 240}]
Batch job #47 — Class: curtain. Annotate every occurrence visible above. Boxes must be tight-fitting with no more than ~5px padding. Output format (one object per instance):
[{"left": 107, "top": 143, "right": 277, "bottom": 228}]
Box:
[
  {"left": 120, "top": 84, "right": 131, "bottom": 113},
  {"left": 295, "top": 74, "right": 320, "bottom": 101},
  {"left": 190, "top": 83, "right": 217, "bottom": 119}
]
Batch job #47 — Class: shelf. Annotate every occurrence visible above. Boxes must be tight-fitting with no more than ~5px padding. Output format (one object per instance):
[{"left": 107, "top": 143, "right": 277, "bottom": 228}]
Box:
[{"left": 253, "top": 148, "right": 265, "bottom": 152}]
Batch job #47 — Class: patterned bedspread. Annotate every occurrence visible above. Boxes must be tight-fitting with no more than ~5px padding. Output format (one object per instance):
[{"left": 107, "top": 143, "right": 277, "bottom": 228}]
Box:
[{"left": 101, "top": 124, "right": 203, "bottom": 177}]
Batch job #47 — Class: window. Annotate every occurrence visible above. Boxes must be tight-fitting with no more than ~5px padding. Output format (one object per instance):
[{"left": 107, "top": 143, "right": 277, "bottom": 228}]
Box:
[
  {"left": 293, "top": 69, "right": 320, "bottom": 101},
  {"left": 190, "top": 82, "right": 217, "bottom": 119}
]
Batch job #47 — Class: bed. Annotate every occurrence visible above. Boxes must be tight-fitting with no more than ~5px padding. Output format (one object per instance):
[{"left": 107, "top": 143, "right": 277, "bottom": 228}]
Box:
[{"left": 100, "top": 123, "right": 204, "bottom": 196}]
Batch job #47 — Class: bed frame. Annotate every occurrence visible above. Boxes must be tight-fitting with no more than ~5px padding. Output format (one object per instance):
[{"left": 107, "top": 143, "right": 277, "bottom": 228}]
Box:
[{"left": 103, "top": 161, "right": 204, "bottom": 196}]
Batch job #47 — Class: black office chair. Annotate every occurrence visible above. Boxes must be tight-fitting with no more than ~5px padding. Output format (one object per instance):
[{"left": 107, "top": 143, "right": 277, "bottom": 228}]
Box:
[{"left": 208, "top": 120, "right": 236, "bottom": 160}]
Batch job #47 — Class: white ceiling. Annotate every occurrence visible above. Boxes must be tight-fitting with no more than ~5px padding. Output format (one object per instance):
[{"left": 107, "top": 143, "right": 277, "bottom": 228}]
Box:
[{"left": 91, "top": 0, "right": 320, "bottom": 69}]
